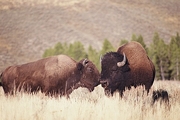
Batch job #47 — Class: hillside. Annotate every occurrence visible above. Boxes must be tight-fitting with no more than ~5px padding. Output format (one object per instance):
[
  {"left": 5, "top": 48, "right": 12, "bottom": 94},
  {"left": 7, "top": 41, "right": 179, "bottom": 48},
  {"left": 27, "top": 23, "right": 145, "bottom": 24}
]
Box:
[{"left": 0, "top": 0, "right": 180, "bottom": 72}]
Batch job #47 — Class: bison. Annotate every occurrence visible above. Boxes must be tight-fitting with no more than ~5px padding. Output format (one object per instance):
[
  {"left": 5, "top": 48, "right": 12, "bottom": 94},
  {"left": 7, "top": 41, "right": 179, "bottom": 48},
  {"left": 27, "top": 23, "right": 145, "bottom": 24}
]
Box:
[
  {"left": 0, "top": 55, "right": 100, "bottom": 97},
  {"left": 152, "top": 89, "right": 169, "bottom": 105},
  {"left": 100, "top": 41, "right": 155, "bottom": 97}
]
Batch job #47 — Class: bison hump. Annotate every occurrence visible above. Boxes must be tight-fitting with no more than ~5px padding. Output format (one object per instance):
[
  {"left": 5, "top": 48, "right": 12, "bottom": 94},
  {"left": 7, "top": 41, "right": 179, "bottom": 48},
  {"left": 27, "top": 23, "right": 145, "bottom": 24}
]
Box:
[
  {"left": 118, "top": 41, "right": 148, "bottom": 66},
  {"left": 45, "top": 55, "right": 77, "bottom": 77},
  {"left": 117, "top": 41, "right": 154, "bottom": 80}
]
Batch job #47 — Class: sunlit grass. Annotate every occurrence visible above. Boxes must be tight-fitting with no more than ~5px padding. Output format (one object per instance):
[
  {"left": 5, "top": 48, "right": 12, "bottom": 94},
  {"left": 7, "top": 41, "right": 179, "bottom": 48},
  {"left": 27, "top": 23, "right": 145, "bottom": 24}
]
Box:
[{"left": 0, "top": 80, "right": 180, "bottom": 120}]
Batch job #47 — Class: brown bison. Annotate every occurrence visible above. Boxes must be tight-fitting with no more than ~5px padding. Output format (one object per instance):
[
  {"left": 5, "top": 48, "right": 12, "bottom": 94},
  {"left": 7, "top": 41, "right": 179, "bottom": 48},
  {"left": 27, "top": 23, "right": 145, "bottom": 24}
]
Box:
[
  {"left": 100, "top": 41, "right": 155, "bottom": 96},
  {"left": 0, "top": 55, "right": 100, "bottom": 96}
]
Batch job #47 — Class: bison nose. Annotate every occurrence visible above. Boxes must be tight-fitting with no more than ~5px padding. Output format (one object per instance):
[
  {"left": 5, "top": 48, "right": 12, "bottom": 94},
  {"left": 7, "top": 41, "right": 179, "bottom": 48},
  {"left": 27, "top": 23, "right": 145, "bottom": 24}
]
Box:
[{"left": 100, "top": 80, "right": 109, "bottom": 88}]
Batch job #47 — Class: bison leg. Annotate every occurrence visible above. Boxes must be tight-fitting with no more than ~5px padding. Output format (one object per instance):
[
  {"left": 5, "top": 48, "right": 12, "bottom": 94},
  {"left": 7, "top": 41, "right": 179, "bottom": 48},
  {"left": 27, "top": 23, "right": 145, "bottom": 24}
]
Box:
[
  {"left": 119, "top": 90, "right": 123, "bottom": 97},
  {"left": 3, "top": 86, "right": 13, "bottom": 95},
  {"left": 144, "top": 84, "right": 151, "bottom": 95},
  {"left": 104, "top": 89, "right": 113, "bottom": 96},
  {"left": 118, "top": 85, "right": 125, "bottom": 97},
  {"left": 2, "top": 82, "right": 17, "bottom": 95}
]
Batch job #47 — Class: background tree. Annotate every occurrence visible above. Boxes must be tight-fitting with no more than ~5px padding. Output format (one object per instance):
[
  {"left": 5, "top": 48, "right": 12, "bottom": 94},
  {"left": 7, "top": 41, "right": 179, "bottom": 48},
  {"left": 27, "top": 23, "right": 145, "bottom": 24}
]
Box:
[
  {"left": 53, "top": 42, "right": 68, "bottom": 55},
  {"left": 119, "top": 39, "right": 129, "bottom": 46},
  {"left": 131, "top": 34, "right": 148, "bottom": 53},
  {"left": 43, "top": 41, "right": 87, "bottom": 61},
  {"left": 100, "top": 39, "right": 115, "bottom": 55},
  {"left": 43, "top": 48, "right": 55, "bottom": 58},
  {"left": 43, "top": 42, "right": 68, "bottom": 58},
  {"left": 88, "top": 45, "right": 101, "bottom": 70},
  {"left": 42, "top": 33, "right": 180, "bottom": 80},
  {"left": 67, "top": 41, "right": 87, "bottom": 61},
  {"left": 169, "top": 33, "right": 180, "bottom": 80},
  {"left": 148, "top": 32, "right": 170, "bottom": 80}
]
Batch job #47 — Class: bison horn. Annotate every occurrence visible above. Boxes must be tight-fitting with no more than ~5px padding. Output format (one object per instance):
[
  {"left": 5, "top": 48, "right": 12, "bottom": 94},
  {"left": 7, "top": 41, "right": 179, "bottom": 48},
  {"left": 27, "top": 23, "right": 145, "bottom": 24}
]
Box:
[
  {"left": 83, "top": 59, "right": 88, "bottom": 66},
  {"left": 100, "top": 55, "right": 103, "bottom": 63},
  {"left": 117, "top": 52, "right": 126, "bottom": 67}
]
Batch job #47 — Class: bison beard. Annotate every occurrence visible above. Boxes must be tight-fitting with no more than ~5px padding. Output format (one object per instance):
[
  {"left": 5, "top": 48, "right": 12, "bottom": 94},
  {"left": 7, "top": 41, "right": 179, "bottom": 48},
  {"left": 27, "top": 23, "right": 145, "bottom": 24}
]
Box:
[
  {"left": 100, "top": 41, "right": 155, "bottom": 97},
  {"left": 0, "top": 55, "right": 100, "bottom": 97}
]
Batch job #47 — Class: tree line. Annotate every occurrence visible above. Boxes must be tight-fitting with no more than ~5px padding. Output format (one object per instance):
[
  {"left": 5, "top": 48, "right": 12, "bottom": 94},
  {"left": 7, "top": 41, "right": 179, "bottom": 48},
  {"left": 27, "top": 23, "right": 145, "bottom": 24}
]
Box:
[{"left": 43, "top": 32, "right": 180, "bottom": 80}]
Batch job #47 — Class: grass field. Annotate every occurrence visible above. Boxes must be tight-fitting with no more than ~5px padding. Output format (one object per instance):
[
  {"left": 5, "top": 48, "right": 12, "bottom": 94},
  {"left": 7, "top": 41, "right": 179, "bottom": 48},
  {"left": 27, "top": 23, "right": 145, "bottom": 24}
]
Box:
[{"left": 0, "top": 80, "right": 180, "bottom": 120}]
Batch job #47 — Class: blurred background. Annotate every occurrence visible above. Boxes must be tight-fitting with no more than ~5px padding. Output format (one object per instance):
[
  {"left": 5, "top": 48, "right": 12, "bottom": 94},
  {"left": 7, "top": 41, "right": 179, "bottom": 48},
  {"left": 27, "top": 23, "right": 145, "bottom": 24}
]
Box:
[{"left": 0, "top": 0, "right": 180, "bottom": 80}]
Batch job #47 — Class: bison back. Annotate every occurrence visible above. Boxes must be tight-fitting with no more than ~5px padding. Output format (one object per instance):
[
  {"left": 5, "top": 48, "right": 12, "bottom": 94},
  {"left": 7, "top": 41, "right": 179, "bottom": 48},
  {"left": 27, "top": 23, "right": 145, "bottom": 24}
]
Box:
[{"left": 1, "top": 55, "right": 77, "bottom": 94}]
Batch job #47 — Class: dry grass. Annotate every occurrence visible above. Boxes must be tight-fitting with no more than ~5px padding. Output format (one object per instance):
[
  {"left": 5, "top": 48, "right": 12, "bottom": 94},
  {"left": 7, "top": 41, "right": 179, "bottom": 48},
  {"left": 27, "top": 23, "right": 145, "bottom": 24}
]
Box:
[{"left": 0, "top": 80, "right": 180, "bottom": 120}]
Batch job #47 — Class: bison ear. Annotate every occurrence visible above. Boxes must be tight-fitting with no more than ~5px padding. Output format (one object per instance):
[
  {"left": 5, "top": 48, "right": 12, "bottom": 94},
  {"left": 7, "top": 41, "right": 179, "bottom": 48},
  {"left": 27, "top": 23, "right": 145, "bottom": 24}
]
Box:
[{"left": 77, "top": 63, "right": 84, "bottom": 71}]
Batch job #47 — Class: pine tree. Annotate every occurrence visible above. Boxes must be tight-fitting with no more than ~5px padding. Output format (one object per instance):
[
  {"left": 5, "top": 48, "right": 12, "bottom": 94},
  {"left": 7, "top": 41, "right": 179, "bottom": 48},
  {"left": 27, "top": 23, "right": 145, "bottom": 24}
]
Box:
[
  {"left": 119, "top": 39, "right": 129, "bottom": 46},
  {"left": 42, "top": 48, "right": 55, "bottom": 58},
  {"left": 54, "top": 42, "right": 67, "bottom": 55},
  {"left": 88, "top": 45, "right": 100, "bottom": 70},
  {"left": 42, "top": 41, "right": 87, "bottom": 61},
  {"left": 42, "top": 42, "right": 69, "bottom": 58},
  {"left": 149, "top": 32, "right": 170, "bottom": 80},
  {"left": 100, "top": 39, "right": 115, "bottom": 55},
  {"left": 131, "top": 34, "right": 148, "bottom": 53},
  {"left": 169, "top": 33, "right": 180, "bottom": 80},
  {"left": 67, "top": 41, "right": 87, "bottom": 61}
]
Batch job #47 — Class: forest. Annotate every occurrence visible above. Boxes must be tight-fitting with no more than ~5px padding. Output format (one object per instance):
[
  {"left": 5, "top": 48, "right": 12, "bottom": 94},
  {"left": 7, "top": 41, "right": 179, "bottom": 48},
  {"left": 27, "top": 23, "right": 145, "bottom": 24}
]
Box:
[{"left": 43, "top": 32, "right": 180, "bottom": 80}]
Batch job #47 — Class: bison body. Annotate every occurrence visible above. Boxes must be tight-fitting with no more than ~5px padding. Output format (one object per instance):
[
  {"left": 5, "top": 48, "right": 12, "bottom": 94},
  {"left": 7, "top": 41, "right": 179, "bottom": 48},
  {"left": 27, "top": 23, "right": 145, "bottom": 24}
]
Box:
[
  {"left": 100, "top": 41, "right": 155, "bottom": 96},
  {"left": 0, "top": 55, "right": 100, "bottom": 96}
]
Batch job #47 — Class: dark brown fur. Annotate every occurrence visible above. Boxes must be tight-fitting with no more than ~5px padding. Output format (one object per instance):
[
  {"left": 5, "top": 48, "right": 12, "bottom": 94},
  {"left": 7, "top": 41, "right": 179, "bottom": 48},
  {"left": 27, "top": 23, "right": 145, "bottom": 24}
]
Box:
[
  {"left": 152, "top": 89, "right": 169, "bottom": 105},
  {"left": 0, "top": 55, "right": 100, "bottom": 96},
  {"left": 100, "top": 41, "right": 155, "bottom": 96}
]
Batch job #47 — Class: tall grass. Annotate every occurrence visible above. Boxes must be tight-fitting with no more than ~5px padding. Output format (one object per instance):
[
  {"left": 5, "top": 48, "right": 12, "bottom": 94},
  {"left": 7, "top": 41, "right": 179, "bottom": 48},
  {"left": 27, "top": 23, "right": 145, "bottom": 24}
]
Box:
[{"left": 0, "top": 80, "right": 180, "bottom": 120}]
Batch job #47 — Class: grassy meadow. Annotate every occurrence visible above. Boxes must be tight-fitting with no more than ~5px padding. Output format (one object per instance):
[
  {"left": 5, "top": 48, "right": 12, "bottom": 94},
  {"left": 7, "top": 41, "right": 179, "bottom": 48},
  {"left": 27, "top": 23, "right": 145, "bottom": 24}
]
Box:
[{"left": 0, "top": 80, "right": 180, "bottom": 120}]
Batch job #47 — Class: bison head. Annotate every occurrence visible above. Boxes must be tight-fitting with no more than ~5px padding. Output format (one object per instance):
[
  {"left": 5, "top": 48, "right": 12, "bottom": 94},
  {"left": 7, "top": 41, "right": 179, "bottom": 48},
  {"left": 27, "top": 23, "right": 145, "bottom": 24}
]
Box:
[
  {"left": 77, "top": 59, "right": 100, "bottom": 92},
  {"left": 100, "top": 52, "right": 130, "bottom": 95}
]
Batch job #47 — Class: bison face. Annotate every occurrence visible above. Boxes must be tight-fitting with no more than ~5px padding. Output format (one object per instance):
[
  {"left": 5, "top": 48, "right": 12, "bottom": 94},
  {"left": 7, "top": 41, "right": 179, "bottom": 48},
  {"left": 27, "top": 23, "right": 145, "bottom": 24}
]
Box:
[
  {"left": 77, "top": 59, "right": 100, "bottom": 92},
  {"left": 100, "top": 52, "right": 130, "bottom": 95}
]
